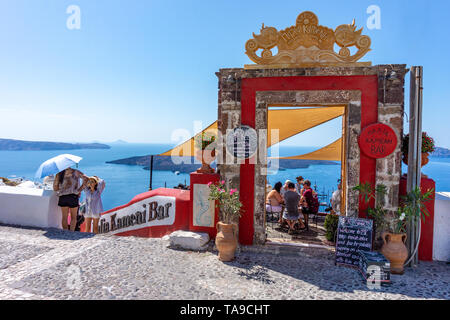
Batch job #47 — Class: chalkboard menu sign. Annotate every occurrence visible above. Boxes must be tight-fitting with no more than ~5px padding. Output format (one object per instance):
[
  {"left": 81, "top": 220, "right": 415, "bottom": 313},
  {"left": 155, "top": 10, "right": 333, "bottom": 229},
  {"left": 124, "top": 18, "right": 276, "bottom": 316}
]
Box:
[{"left": 335, "top": 216, "right": 373, "bottom": 268}]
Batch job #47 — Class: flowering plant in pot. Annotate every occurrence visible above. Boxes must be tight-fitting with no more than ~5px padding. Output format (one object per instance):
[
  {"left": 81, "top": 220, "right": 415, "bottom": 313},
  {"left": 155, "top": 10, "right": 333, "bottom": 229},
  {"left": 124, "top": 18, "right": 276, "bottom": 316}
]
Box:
[
  {"left": 207, "top": 180, "right": 243, "bottom": 261},
  {"left": 194, "top": 131, "right": 216, "bottom": 174},
  {"left": 401, "top": 132, "right": 435, "bottom": 167}
]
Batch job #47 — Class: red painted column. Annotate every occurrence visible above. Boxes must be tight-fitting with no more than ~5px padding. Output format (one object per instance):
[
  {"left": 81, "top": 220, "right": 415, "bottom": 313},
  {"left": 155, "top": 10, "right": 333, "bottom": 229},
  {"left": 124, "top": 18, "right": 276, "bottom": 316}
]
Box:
[
  {"left": 239, "top": 79, "right": 256, "bottom": 245},
  {"left": 189, "top": 172, "right": 220, "bottom": 239},
  {"left": 399, "top": 175, "right": 436, "bottom": 261},
  {"left": 357, "top": 78, "right": 378, "bottom": 218}
]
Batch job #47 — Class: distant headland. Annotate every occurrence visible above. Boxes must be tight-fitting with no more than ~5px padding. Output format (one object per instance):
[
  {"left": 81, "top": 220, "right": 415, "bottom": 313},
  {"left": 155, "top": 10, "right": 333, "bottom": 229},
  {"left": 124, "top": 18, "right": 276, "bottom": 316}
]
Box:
[
  {"left": 0, "top": 138, "right": 111, "bottom": 151},
  {"left": 106, "top": 155, "right": 338, "bottom": 173},
  {"left": 106, "top": 145, "right": 450, "bottom": 173},
  {"left": 431, "top": 147, "right": 450, "bottom": 158}
]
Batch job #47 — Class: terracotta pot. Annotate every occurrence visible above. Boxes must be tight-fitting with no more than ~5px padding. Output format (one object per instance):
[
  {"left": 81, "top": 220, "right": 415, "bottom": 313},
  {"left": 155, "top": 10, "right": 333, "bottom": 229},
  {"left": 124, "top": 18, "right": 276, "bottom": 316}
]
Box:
[
  {"left": 380, "top": 232, "right": 408, "bottom": 275},
  {"left": 195, "top": 148, "right": 216, "bottom": 174},
  {"left": 421, "top": 152, "right": 429, "bottom": 167},
  {"left": 402, "top": 152, "right": 429, "bottom": 167},
  {"left": 215, "top": 222, "right": 238, "bottom": 261}
]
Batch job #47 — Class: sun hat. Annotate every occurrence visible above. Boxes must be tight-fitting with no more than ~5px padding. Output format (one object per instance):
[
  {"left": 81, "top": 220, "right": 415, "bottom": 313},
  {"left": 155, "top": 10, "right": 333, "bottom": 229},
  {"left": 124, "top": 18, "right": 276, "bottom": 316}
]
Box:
[
  {"left": 284, "top": 179, "right": 292, "bottom": 185},
  {"left": 296, "top": 176, "right": 304, "bottom": 182},
  {"left": 89, "top": 176, "right": 99, "bottom": 185}
]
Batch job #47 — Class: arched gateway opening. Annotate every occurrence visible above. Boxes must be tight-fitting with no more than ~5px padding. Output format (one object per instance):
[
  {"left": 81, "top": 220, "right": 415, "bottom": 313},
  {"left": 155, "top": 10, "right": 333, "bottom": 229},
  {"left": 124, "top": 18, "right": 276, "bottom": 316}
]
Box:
[{"left": 215, "top": 11, "right": 407, "bottom": 246}]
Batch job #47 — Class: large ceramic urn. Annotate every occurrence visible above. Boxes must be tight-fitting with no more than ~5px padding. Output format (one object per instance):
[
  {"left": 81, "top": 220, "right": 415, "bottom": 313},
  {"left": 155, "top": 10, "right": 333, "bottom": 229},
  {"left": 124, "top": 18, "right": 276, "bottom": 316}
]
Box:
[
  {"left": 380, "top": 232, "right": 408, "bottom": 275},
  {"left": 215, "top": 222, "right": 238, "bottom": 261}
]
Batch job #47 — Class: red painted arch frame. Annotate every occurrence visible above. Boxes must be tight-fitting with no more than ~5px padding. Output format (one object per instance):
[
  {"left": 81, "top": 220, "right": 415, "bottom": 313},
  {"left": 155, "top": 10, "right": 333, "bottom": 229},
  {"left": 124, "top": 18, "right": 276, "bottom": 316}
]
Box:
[{"left": 239, "top": 75, "right": 378, "bottom": 245}]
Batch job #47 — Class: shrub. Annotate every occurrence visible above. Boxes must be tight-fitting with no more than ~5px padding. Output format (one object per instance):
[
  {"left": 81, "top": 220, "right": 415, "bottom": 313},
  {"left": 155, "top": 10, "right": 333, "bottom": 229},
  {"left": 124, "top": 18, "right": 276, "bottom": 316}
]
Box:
[
  {"left": 324, "top": 214, "right": 339, "bottom": 242},
  {"left": 208, "top": 180, "right": 243, "bottom": 224}
]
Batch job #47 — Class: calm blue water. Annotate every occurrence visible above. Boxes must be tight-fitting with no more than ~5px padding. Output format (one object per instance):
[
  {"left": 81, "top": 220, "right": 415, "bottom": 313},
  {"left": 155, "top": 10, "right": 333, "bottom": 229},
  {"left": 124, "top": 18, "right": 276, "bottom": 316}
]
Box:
[
  {"left": 0, "top": 143, "right": 184, "bottom": 211},
  {"left": 1, "top": 144, "right": 448, "bottom": 211},
  {"left": 408, "top": 157, "right": 450, "bottom": 192}
]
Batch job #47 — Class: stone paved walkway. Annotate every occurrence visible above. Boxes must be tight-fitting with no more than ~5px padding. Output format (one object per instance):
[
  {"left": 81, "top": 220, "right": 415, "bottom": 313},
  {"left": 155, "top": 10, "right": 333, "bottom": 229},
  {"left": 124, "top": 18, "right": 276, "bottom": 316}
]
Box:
[{"left": 0, "top": 224, "right": 448, "bottom": 300}]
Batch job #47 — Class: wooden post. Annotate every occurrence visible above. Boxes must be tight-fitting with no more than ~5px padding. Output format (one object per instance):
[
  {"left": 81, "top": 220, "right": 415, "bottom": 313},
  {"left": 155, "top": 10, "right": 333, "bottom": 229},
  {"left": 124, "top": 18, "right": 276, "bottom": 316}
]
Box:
[
  {"left": 406, "top": 66, "right": 423, "bottom": 267},
  {"left": 149, "top": 155, "right": 154, "bottom": 191}
]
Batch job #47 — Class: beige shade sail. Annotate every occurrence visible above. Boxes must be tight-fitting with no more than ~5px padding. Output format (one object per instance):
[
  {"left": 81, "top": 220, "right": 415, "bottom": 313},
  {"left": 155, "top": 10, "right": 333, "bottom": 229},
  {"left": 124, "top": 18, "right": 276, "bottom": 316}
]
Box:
[
  {"left": 274, "top": 137, "right": 342, "bottom": 161},
  {"left": 158, "top": 121, "right": 218, "bottom": 157},
  {"left": 159, "top": 106, "right": 344, "bottom": 157},
  {"left": 267, "top": 106, "right": 344, "bottom": 147}
]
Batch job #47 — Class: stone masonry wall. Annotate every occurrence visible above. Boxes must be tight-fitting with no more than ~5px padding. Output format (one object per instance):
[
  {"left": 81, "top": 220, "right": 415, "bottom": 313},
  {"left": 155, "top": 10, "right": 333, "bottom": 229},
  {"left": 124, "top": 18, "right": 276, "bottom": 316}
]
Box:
[{"left": 216, "top": 65, "right": 407, "bottom": 245}]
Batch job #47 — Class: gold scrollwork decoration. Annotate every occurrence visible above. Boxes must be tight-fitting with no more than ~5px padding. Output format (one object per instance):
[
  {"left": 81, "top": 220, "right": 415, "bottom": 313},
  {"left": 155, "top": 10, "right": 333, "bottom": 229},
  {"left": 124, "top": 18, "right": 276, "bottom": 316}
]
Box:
[{"left": 245, "top": 11, "right": 372, "bottom": 68}]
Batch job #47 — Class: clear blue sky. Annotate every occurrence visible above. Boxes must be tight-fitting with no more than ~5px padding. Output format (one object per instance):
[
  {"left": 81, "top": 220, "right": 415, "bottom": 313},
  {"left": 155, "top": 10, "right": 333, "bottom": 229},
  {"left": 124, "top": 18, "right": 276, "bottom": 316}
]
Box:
[{"left": 0, "top": 0, "right": 449, "bottom": 148}]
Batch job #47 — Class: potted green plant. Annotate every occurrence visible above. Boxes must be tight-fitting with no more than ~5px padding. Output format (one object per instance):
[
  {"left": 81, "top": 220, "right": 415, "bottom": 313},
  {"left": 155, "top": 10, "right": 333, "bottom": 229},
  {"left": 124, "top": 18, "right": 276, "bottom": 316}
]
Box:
[
  {"left": 402, "top": 132, "right": 435, "bottom": 167},
  {"left": 353, "top": 183, "right": 390, "bottom": 239},
  {"left": 354, "top": 183, "right": 433, "bottom": 274},
  {"left": 324, "top": 214, "right": 339, "bottom": 243},
  {"left": 194, "top": 131, "right": 216, "bottom": 174},
  {"left": 208, "top": 180, "right": 243, "bottom": 261}
]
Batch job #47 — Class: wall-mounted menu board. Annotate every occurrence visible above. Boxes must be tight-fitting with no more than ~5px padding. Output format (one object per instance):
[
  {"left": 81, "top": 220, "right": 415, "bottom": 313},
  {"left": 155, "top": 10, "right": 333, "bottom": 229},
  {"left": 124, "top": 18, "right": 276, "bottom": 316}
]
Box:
[{"left": 335, "top": 216, "right": 373, "bottom": 268}]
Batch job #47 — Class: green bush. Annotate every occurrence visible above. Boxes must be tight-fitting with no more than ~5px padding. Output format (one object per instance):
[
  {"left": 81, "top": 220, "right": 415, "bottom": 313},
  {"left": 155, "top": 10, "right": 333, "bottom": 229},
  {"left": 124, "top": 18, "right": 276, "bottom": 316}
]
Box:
[{"left": 324, "top": 214, "right": 339, "bottom": 242}]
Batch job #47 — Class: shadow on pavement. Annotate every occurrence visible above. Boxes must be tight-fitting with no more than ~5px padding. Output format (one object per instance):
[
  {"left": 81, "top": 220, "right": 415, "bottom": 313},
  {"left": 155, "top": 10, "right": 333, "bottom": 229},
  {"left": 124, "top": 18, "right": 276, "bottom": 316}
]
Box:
[
  {"left": 220, "top": 246, "right": 448, "bottom": 299},
  {"left": 43, "top": 227, "right": 96, "bottom": 240}
]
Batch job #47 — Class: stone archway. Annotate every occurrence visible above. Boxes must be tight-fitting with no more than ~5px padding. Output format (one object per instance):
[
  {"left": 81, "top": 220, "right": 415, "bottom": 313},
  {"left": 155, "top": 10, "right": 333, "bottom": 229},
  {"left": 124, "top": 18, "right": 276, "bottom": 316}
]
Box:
[{"left": 216, "top": 65, "right": 407, "bottom": 245}]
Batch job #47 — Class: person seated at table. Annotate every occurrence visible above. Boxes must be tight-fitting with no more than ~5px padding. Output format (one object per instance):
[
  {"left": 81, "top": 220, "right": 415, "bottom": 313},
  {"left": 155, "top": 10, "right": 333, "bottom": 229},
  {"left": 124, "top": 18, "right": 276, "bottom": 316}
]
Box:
[
  {"left": 283, "top": 182, "right": 305, "bottom": 234},
  {"left": 281, "top": 179, "right": 293, "bottom": 197},
  {"left": 266, "top": 182, "right": 284, "bottom": 223},
  {"left": 300, "top": 179, "right": 314, "bottom": 230}
]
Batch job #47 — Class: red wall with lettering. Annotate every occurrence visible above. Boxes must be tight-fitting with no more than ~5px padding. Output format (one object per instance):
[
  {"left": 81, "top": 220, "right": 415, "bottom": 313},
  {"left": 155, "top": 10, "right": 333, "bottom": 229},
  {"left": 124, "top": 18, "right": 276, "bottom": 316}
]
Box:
[{"left": 101, "top": 188, "right": 191, "bottom": 238}]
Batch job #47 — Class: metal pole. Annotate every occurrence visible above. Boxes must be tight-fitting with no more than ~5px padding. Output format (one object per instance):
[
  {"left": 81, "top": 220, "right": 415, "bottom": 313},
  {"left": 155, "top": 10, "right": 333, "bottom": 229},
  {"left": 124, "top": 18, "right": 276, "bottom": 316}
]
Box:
[
  {"left": 406, "top": 66, "right": 423, "bottom": 267},
  {"left": 149, "top": 155, "right": 154, "bottom": 191}
]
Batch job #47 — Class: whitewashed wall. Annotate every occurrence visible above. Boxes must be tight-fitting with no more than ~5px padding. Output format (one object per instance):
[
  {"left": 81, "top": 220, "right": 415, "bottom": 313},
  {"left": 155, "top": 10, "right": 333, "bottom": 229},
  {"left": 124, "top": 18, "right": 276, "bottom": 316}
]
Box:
[
  {"left": 0, "top": 186, "right": 61, "bottom": 229},
  {"left": 433, "top": 192, "right": 450, "bottom": 262}
]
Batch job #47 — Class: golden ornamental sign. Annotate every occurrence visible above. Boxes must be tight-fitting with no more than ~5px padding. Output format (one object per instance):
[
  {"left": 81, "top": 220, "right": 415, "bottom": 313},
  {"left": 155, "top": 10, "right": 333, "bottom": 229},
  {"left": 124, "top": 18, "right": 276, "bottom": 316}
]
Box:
[{"left": 245, "top": 11, "right": 371, "bottom": 69}]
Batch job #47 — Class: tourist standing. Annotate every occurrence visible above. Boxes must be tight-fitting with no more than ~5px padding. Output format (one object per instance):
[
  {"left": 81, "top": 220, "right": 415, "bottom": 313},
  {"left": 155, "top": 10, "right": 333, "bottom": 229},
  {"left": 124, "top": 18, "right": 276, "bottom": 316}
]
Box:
[
  {"left": 331, "top": 180, "right": 342, "bottom": 215},
  {"left": 300, "top": 179, "right": 314, "bottom": 230},
  {"left": 84, "top": 176, "right": 106, "bottom": 234},
  {"left": 295, "top": 176, "right": 304, "bottom": 196},
  {"left": 53, "top": 168, "right": 88, "bottom": 231}
]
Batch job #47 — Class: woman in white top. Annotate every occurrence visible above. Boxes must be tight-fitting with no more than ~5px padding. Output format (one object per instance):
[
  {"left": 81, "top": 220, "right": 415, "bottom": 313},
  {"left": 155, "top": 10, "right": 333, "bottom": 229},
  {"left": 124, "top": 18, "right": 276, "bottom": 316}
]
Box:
[{"left": 83, "top": 176, "right": 106, "bottom": 234}]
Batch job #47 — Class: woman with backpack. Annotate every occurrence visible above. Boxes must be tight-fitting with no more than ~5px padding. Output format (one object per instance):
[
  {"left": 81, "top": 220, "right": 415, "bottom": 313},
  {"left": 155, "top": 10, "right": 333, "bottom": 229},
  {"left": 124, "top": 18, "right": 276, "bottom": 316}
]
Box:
[{"left": 300, "top": 179, "right": 319, "bottom": 230}]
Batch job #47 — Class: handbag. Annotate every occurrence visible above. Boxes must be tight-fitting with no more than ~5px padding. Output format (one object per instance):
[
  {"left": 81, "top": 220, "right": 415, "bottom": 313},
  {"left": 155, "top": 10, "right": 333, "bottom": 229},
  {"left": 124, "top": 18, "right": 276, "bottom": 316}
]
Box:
[{"left": 75, "top": 201, "right": 86, "bottom": 232}]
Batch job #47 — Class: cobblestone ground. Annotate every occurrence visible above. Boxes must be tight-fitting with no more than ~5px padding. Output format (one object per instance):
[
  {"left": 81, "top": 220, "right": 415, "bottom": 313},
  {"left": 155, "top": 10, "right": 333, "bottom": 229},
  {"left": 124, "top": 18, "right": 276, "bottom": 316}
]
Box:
[{"left": 0, "top": 224, "right": 448, "bottom": 300}]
